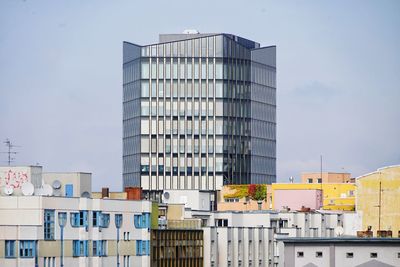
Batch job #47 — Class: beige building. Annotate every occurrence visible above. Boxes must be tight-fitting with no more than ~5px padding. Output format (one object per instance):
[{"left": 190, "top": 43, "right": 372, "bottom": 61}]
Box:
[{"left": 301, "top": 172, "right": 351, "bottom": 184}]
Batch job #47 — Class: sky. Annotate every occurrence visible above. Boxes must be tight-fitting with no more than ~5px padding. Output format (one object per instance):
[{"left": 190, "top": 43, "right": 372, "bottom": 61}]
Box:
[{"left": 0, "top": 0, "right": 399, "bottom": 191}]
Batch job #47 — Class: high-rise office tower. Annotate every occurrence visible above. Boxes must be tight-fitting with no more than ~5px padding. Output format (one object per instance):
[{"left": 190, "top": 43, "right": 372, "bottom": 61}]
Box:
[{"left": 123, "top": 32, "right": 276, "bottom": 197}]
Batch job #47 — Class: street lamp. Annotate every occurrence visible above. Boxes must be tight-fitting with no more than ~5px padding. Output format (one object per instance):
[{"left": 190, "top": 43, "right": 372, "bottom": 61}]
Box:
[
  {"left": 58, "top": 212, "right": 67, "bottom": 267},
  {"left": 115, "top": 214, "right": 123, "bottom": 267}
]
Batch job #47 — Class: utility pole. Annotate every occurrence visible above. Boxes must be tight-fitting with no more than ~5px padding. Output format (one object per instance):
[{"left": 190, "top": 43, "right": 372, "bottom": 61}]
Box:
[{"left": 378, "top": 180, "right": 382, "bottom": 232}]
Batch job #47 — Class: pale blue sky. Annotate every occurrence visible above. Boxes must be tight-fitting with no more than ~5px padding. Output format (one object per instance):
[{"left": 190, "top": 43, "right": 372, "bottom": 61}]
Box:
[{"left": 1, "top": 0, "right": 399, "bottom": 190}]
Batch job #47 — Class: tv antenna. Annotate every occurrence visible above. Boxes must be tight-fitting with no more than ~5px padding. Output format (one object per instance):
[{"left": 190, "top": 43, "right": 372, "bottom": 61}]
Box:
[{"left": 2, "top": 139, "right": 20, "bottom": 166}]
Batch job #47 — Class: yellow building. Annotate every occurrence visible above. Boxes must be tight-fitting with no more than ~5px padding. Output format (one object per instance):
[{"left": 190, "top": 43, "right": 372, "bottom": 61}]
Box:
[
  {"left": 356, "top": 165, "right": 400, "bottom": 236},
  {"left": 271, "top": 183, "right": 356, "bottom": 211}
]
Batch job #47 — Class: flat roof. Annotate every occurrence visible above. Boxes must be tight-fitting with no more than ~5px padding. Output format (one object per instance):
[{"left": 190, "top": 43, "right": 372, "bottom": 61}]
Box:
[{"left": 277, "top": 237, "right": 400, "bottom": 244}]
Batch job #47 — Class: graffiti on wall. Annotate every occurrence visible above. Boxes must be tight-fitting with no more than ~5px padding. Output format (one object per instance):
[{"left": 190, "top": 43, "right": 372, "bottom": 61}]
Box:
[{"left": 0, "top": 169, "right": 29, "bottom": 189}]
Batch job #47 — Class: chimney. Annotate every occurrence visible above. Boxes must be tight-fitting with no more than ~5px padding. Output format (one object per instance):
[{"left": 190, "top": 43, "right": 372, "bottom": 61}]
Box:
[{"left": 101, "top": 187, "right": 109, "bottom": 199}]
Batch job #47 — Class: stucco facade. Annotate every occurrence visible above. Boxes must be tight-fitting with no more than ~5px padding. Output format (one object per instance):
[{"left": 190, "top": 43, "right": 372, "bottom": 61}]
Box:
[
  {"left": 356, "top": 165, "right": 400, "bottom": 236},
  {"left": 271, "top": 183, "right": 356, "bottom": 211}
]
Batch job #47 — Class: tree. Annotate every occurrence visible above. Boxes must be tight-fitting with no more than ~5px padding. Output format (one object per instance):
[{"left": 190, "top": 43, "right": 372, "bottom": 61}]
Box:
[{"left": 248, "top": 184, "right": 266, "bottom": 201}]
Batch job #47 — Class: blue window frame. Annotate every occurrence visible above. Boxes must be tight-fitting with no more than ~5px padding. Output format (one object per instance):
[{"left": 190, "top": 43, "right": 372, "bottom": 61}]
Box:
[
  {"left": 65, "top": 184, "right": 73, "bottom": 197},
  {"left": 100, "top": 213, "right": 110, "bottom": 228},
  {"left": 134, "top": 213, "right": 151, "bottom": 229},
  {"left": 70, "top": 211, "right": 88, "bottom": 227},
  {"left": 5, "top": 240, "right": 16, "bottom": 258},
  {"left": 115, "top": 214, "right": 123, "bottom": 228},
  {"left": 19, "top": 240, "right": 36, "bottom": 258},
  {"left": 93, "top": 240, "right": 107, "bottom": 257},
  {"left": 136, "top": 240, "right": 150, "bottom": 256},
  {"left": 44, "top": 209, "right": 55, "bottom": 240},
  {"left": 93, "top": 211, "right": 101, "bottom": 227},
  {"left": 72, "top": 240, "right": 88, "bottom": 257}
]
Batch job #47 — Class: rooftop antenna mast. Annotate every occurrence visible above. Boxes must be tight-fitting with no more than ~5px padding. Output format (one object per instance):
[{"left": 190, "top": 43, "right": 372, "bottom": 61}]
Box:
[{"left": 2, "top": 139, "right": 19, "bottom": 166}]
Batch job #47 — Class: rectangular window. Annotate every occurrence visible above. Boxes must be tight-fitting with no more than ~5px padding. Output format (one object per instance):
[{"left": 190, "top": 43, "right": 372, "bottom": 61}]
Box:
[
  {"left": 93, "top": 240, "right": 107, "bottom": 257},
  {"left": 44, "top": 209, "right": 55, "bottom": 240},
  {"left": 317, "top": 178, "right": 322, "bottom": 183},
  {"left": 100, "top": 213, "right": 110, "bottom": 228},
  {"left": 5, "top": 240, "right": 16, "bottom": 258},
  {"left": 19, "top": 240, "right": 36, "bottom": 258},
  {"left": 308, "top": 178, "right": 313, "bottom": 183},
  {"left": 297, "top": 251, "right": 304, "bottom": 258},
  {"left": 136, "top": 240, "right": 150, "bottom": 256},
  {"left": 316, "top": 251, "right": 323, "bottom": 257},
  {"left": 70, "top": 211, "right": 88, "bottom": 227},
  {"left": 73, "top": 240, "right": 89, "bottom": 257},
  {"left": 370, "top": 252, "right": 377, "bottom": 258},
  {"left": 346, "top": 252, "right": 354, "bottom": 258},
  {"left": 93, "top": 211, "right": 101, "bottom": 227},
  {"left": 134, "top": 213, "right": 151, "bottom": 229}
]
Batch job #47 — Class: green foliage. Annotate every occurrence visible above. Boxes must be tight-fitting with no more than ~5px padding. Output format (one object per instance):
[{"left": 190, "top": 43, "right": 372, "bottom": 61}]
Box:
[
  {"left": 224, "top": 184, "right": 267, "bottom": 201},
  {"left": 248, "top": 184, "right": 267, "bottom": 201}
]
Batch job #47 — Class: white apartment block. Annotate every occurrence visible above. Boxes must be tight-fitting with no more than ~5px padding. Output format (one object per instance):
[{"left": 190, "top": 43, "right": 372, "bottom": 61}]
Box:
[
  {"left": 203, "top": 210, "right": 359, "bottom": 267},
  {"left": 277, "top": 237, "right": 400, "bottom": 267},
  {"left": 0, "top": 196, "right": 152, "bottom": 267}
]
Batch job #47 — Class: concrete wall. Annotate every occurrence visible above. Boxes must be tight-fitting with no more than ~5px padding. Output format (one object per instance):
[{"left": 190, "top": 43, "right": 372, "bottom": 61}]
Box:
[
  {"left": 274, "top": 189, "right": 322, "bottom": 211},
  {"left": 162, "top": 190, "right": 211, "bottom": 211},
  {"left": 356, "top": 165, "right": 400, "bottom": 236},
  {"left": 0, "top": 166, "right": 43, "bottom": 195},
  {"left": 280, "top": 241, "right": 400, "bottom": 267},
  {"left": 43, "top": 172, "right": 92, "bottom": 198}
]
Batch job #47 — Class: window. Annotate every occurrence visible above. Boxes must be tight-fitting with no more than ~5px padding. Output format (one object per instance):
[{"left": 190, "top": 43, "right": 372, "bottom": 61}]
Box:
[
  {"left": 93, "top": 240, "right": 107, "bottom": 257},
  {"left": 317, "top": 178, "right": 322, "bottom": 183},
  {"left": 370, "top": 252, "right": 377, "bottom": 258},
  {"left": 44, "top": 210, "right": 55, "bottom": 240},
  {"left": 224, "top": 198, "right": 239, "bottom": 203},
  {"left": 297, "top": 251, "right": 304, "bottom": 258},
  {"left": 124, "top": 255, "right": 131, "bottom": 267},
  {"left": 134, "top": 213, "right": 151, "bottom": 228},
  {"left": 397, "top": 252, "right": 400, "bottom": 258},
  {"left": 215, "top": 219, "right": 228, "bottom": 227},
  {"left": 73, "top": 240, "right": 89, "bottom": 257},
  {"left": 136, "top": 240, "right": 150, "bottom": 256},
  {"left": 115, "top": 214, "right": 123, "bottom": 228},
  {"left": 100, "top": 213, "right": 110, "bottom": 228},
  {"left": 70, "top": 211, "right": 88, "bottom": 227},
  {"left": 44, "top": 257, "right": 56, "bottom": 267},
  {"left": 316, "top": 251, "right": 323, "bottom": 257},
  {"left": 93, "top": 211, "right": 101, "bottom": 227},
  {"left": 346, "top": 252, "right": 354, "bottom": 258},
  {"left": 308, "top": 178, "right": 313, "bottom": 183},
  {"left": 5, "top": 240, "right": 16, "bottom": 258},
  {"left": 20, "top": 240, "right": 36, "bottom": 258}
]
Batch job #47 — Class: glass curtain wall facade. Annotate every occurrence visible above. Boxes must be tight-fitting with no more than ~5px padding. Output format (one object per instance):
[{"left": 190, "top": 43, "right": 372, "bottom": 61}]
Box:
[{"left": 123, "top": 33, "right": 276, "bottom": 194}]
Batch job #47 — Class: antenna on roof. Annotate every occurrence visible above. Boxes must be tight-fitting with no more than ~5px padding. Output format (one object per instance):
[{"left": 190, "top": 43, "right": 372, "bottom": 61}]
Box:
[{"left": 1, "top": 139, "right": 20, "bottom": 166}]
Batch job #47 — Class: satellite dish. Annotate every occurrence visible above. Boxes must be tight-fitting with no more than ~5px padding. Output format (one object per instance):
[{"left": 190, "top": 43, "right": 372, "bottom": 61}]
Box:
[
  {"left": 81, "top": 191, "right": 90, "bottom": 198},
  {"left": 4, "top": 185, "right": 14, "bottom": 195},
  {"left": 52, "top": 180, "right": 62, "bottom": 189},
  {"left": 42, "top": 184, "right": 53, "bottom": 196},
  {"left": 163, "top": 192, "right": 170, "bottom": 200},
  {"left": 335, "top": 226, "right": 344, "bottom": 236},
  {"left": 21, "top": 182, "right": 34, "bottom": 196}
]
